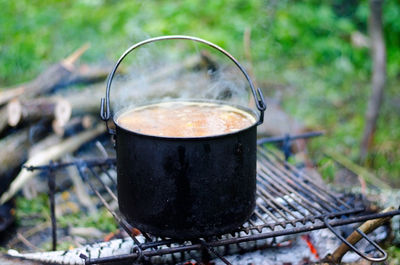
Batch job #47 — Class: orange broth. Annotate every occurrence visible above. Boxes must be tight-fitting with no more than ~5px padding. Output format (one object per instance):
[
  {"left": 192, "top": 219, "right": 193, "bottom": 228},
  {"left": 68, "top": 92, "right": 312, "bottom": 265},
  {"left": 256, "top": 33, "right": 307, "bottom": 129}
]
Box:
[{"left": 117, "top": 102, "right": 256, "bottom": 137}]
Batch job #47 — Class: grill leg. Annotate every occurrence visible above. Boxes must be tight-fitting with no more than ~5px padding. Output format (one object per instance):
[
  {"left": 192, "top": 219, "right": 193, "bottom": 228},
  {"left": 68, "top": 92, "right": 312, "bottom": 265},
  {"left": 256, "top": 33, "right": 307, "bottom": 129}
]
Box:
[{"left": 48, "top": 165, "right": 57, "bottom": 251}]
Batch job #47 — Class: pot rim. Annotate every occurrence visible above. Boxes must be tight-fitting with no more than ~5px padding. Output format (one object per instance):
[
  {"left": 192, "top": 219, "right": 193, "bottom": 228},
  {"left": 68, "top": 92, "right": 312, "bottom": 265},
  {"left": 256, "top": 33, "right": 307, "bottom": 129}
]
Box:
[{"left": 113, "top": 99, "right": 259, "bottom": 140}]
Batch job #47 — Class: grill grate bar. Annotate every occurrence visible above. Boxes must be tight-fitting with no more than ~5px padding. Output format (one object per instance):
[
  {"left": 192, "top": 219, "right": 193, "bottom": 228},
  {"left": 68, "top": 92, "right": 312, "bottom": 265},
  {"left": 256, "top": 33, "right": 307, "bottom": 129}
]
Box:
[
  {"left": 257, "top": 164, "right": 328, "bottom": 215},
  {"left": 258, "top": 149, "right": 345, "bottom": 212},
  {"left": 90, "top": 167, "right": 118, "bottom": 202},
  {"left": 257, "top": 175, "right": 312, "bottom": 218},
  {"left": 257, "top": 171, "right": 322, "bottom": 216},
  {"left": 261, "top": 148, "right": 352, "bottom": 209},
  {"left": 247, "top": 218, "right": 258, "bottom": 227},
  {"left": 257, "top": 186, "right": 300, "bottom": 222},
  {"left": 100, "top": 165, "right": 117, "bottom": 187},
  {"left": 85, "top": 209, "right": 400, "bottom": 265},
  {"left": 254, "top": 201, "right": 282, "bottom": 225},
  {"left": 259, "top": 160, "right": 335, "bottom": 214},
  {"left": 76, "top": 165, "right": 141, "bottom": 245},
  {"left": 260, "top": 157, "right": 338, "bottom": 212},
  {"left": 245, "top": 208, "right": 366, "bottom": 233},
  {"left": 259, "top": 182, "right": 306, "bottom": 219},
  {"left": 72, "top": 150, "right": 372, "bottom": 250},
  {"left": 253, "top": 209, "right": 274, "bottom": 226},
  {"left": 22, "top": 142, "right": 400, "bottom": 264}
]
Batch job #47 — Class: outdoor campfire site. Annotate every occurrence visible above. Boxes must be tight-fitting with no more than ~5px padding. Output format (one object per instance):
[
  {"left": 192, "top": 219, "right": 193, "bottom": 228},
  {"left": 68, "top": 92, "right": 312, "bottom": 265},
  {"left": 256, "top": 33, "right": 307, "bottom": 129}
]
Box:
[{"left": 1, "top": 1, "right": 400, "bottom": 265}]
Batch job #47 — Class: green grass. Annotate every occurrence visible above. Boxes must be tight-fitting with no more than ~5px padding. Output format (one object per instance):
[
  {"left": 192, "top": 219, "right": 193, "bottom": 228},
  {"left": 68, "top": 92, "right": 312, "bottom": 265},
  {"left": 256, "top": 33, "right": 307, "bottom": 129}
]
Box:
[
  {"left": 388, "top": 245, "right": 400, "bottom": 265},
  {"left": 15, "top": 195, "right": 118, "bottom": 250},
  {"left": 1, "top": 1, "right": 399, "bottom": 187},
  {"left": 16, "top": 195, "right": 117, "bottom": 232}
]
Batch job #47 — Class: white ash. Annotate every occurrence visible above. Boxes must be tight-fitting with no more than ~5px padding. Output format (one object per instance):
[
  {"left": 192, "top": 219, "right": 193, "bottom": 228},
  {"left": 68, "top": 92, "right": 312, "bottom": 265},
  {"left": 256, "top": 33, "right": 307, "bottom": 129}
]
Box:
[
  {"left": 213, "top": 236, "right": 316, "bottom": 265},
  {"left": 8, "top": 236, "right": 146, "bottom": 265},
  {"left": 213, "top": 225, "right": 389, "bottom": 265},
  {"left": 7, "top": 221, "right": 388, "bottom": 265},
  {"left": 351, "top": 187, "right": 400, "bottom": 244},
  {"left": 6, "top": 234, "right": 289, "bottom": 265}
]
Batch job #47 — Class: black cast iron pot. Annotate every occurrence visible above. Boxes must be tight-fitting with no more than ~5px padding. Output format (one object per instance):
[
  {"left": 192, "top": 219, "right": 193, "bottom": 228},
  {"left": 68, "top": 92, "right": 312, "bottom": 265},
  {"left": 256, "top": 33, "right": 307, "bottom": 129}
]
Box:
[{"left": 100, "top": 36, "right": 266, "bottom": 239}]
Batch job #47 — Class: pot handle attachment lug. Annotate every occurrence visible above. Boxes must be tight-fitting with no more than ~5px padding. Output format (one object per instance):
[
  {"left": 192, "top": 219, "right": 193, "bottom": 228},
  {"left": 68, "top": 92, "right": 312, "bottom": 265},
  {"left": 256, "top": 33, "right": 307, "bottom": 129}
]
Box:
[{"left": 100, "top": 35, "right": 267, "bottom": 129}]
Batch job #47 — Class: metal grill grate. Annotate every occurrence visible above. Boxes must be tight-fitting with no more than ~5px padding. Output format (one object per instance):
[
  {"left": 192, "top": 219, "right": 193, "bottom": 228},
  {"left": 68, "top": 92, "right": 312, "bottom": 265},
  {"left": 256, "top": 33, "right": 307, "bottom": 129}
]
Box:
[{"left": 25, "top": 145, "right": 400, "bottom": 264}]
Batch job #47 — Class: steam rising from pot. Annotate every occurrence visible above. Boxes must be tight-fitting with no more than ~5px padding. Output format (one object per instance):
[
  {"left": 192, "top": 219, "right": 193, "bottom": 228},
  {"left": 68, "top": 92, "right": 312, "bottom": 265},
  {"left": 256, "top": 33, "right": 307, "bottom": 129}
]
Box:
[{"left": 109, "top": 40, "right": 254, "bottom": 115}]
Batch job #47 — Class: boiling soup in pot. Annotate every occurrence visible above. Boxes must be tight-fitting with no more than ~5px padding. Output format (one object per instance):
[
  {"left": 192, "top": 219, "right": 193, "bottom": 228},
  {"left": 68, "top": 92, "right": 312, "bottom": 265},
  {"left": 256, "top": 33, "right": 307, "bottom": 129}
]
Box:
[{"left": 116, "top": 101, "right": 256, "bottom": 137}]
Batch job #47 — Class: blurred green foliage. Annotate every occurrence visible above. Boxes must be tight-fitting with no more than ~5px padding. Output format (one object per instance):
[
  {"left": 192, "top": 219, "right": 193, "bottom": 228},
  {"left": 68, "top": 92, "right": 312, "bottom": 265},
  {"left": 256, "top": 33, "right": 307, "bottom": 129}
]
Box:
[
  {"left": 16, "top": 194, "right": 50, "bottom": 225},
  {"left": 388, "top": 245, "right": 400, "bottom": 265},
  {"left": 16, "top": 195, "right": 117, "bottom": 232},
  {"left": 0, "top": 0, "right": 399, "bottom": 184},
  {"left": 16, "top": 195, "right": 118, "bottom": 250},
  {"left": 56, "top": 208, "right": 117, "bottom": 232}
]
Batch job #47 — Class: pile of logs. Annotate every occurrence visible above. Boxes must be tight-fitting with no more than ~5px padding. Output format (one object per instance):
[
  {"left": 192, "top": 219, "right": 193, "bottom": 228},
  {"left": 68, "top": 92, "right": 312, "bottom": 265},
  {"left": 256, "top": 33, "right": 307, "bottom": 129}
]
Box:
[
  {"left": 0, "top": 43, "right": 315, "bottom": 224},
  {"left": 0, "top": 45, "right": 227, "bottom": 208},
  {"left": 0, "top": 44, "right": 115, "bottom": 206}
]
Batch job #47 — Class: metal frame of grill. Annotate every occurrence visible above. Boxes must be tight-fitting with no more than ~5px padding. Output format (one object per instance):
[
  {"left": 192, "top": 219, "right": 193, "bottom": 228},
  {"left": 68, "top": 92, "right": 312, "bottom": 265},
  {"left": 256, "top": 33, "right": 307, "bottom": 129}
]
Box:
[{"left": 23, "top": 134, "right": 400, "bottom": 265}]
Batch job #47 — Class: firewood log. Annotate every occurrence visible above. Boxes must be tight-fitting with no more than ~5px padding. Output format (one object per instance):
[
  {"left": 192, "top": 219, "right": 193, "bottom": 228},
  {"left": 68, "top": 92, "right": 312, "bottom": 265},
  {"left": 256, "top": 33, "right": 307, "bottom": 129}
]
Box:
[
  {"left": 28, "top": 134, "right": 62, "bottom": 158},
  {"left": 0, "top": 124, "right": 106, "bottom": 204},
  {"left": 0, "top": 107, "right": 9, "bottom": 135},
  {"left": 22, "top": 134, "right": 63, "bottom": 199},
  {"left": 61, "top": 75, "right": 211, "bottom": 117},
  {"left": 57, "top": 63, "right": 114, "bottom": 88},
  {"left": 51, "top": 54, "right": 209, "bottom": 116},
  {"left": 325, "top": 206, "right": 395, "bottom": 263},
  {"left": 7, "top": 98, "right": 71, "bottom": 127},
  {"left": 0, "top": 43, "right": 90, "bottom": 106},
  {"left": 0, "top": 121, "right": 54, "bottom": 185},
  {"left": 52, "top": 115, "right": 94, "bottom": 137},
  {"left": 0, "top": 128, "right": 29, "bottom": 178}
]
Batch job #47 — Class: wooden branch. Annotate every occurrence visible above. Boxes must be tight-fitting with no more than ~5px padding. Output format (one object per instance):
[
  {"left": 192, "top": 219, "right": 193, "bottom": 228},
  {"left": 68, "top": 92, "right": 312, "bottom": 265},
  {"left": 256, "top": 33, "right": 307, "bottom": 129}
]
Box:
[
  {"left": 54, "top": 99, "right": 72, "bottom": 127},
  {"left": 0, "top": 87, "right": 25, "bottom": 107},
  {"left": 7, "top": 221, "right": 50, "bottom": 249},
  {"left": 324, "top": 148, "right": 390, "bottom": 189},
  {"left": 360, "top": 0, "right": 386, "bottom": 162},
  {"left": 51, "top": 54, "right": 207, "bottom": 116},
  {"left": 16, "top": 233, "right": 42, "bottom": 252},
  {"left": 0, "top": 128, "right": 29, "bottom": 177},
  {"left": 327, "top": 206, "right": 395, "bottom": 263},
  {"left": 0, "top": 124, "right": 106, "bottom": 204},
  {"left": 52, "top": 115, "right": 93, "bottom": 137},
  {"left": 0, "top": 107, "right": 9, "bottom": 134},
  {"left": 57, "top": 63, "right": 114, "bottom": 88},
  {"left": 0, "top": 44, "right": 90, "bottom": 106},
  {"left": 7, "top": 98, "right": 71, "bottom": 127},
  {"left": 28, "top": 134, "right": 61, "bottom": 158},
  {"left": 66, "top": 164, "right": 97, "bottom": 215},
  {"left": 61, "top": 43, "right": 90, "bottom": 70}
]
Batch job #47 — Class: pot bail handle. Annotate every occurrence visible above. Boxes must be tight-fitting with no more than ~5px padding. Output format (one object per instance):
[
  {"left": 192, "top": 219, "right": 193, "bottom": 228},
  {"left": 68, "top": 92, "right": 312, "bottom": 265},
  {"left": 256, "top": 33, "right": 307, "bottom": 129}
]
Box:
[{"left": 100, "top": 35, "right": 266, "bottom": 126}]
